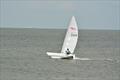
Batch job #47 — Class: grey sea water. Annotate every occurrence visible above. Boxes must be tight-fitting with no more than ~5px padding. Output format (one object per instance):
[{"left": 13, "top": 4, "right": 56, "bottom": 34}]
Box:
[{"left": 0, "top": 28, "right": 120, "bottom": 80}]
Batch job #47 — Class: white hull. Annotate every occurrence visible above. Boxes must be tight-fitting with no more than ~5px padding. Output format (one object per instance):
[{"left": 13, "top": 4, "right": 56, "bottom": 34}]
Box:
[{"left": 46, "top": 52, "right": 75, "bottom": 59}]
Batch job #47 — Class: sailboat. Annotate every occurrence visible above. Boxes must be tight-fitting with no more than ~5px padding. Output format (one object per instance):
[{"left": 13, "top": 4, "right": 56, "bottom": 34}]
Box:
[{"left": 46, "top": 16, "right": 78, "bottom": 59}]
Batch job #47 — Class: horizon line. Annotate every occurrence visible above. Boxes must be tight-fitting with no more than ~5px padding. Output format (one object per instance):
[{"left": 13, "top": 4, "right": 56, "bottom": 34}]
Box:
[{"left": 0, "top": 27, "right": 120, "bottom": 30}]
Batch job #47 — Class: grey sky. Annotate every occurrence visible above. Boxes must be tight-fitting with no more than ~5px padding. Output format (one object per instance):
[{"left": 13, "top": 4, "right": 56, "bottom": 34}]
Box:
[{"left": 0, "top": 0, "right": 120, "bottom": 29}]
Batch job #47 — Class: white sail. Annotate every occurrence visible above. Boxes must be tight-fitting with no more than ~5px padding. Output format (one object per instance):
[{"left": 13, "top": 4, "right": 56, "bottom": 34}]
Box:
[{"left": 61, "top": 16, "right": 78, "bottom": 54}]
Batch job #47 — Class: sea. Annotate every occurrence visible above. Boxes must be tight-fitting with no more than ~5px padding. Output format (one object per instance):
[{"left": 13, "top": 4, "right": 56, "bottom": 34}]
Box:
[{"left": 0, "top": 28, "right": 120, "bottom": 80}]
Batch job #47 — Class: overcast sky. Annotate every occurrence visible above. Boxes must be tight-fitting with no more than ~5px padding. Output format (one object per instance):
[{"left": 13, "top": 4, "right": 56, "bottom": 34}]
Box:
[{"left": 0, "top": 0, "right": 120, "bottom": 29}]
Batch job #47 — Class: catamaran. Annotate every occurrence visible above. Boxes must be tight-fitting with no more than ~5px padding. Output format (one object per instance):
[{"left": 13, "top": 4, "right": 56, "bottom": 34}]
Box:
[{"left": 46, "top": 16, "right": 78, "bottom": 59}]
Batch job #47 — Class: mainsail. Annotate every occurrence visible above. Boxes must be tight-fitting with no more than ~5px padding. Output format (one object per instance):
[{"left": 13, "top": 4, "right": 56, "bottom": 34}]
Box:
[{"left": 61, "top": 16, "right": 78, "bottom": 54}]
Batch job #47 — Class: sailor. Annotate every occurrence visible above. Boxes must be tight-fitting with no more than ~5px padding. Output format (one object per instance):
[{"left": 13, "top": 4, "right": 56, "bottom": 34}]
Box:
[{"left": 66, "top": 48, "right": 71, "bottom": 55}]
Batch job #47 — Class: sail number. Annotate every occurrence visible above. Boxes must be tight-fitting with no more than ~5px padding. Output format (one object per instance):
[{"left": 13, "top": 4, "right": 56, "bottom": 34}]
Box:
[{"left": 71, "top": 33, "right": 77, "bottom": 37}]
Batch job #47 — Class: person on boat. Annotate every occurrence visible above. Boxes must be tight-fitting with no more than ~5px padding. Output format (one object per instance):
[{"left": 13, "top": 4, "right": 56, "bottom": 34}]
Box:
[{"left": 66, "top": 48, "right": 71, "bottom": 55}]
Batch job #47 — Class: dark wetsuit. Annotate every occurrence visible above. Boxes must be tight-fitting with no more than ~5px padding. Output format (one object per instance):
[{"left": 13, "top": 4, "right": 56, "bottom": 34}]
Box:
[{"left": 66, "top": 49, "right": 71, "bottom": 55}]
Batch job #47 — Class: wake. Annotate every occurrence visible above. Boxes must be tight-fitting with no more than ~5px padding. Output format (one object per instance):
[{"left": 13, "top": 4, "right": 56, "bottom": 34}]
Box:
[{"left": 74, "top": 57, "right": 120, "bottom": 63}]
